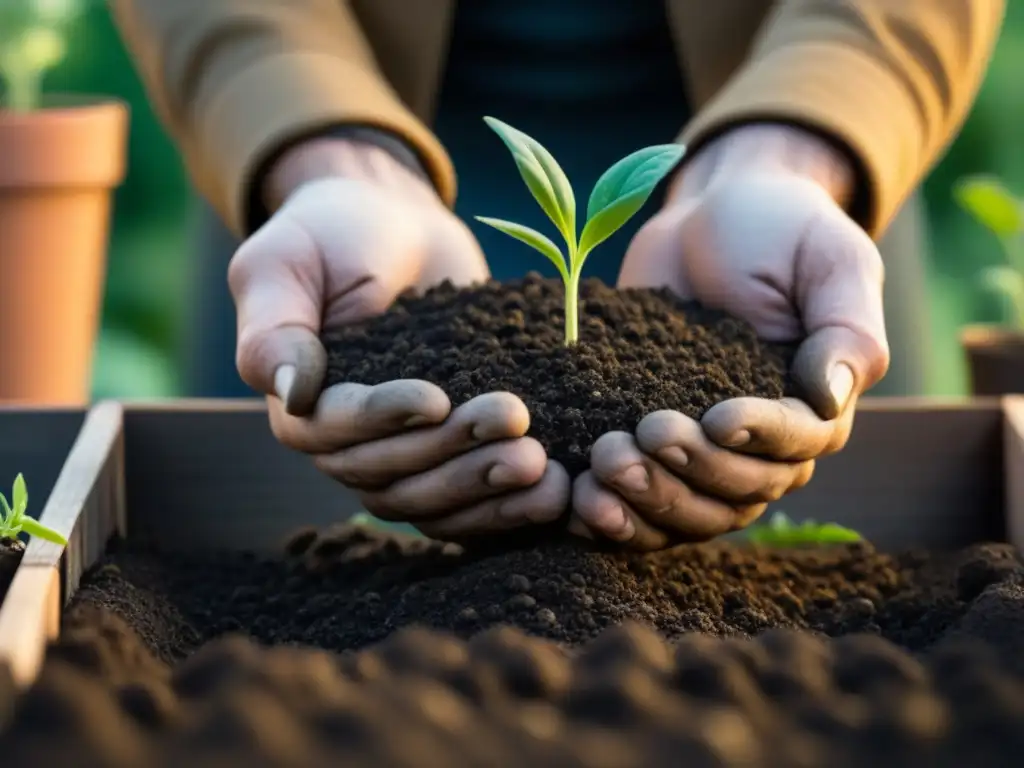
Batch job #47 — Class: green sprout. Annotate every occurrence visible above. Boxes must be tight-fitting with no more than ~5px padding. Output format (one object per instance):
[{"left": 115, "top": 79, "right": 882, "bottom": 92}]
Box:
[
  {"left": 0, "top": 473, "right": 67, "bottom": 545},
  {"left": 745, "top": 511, "right": 862, "bottom": 547},
  {"left": 475, "top": 117, "right": 685, "bottom": 345},
  {"left": 0, "top": 0, "right": 83, "bottom": 112},
  {"left": 953, "top": 176, "right": 1024, "bottom": 329}
]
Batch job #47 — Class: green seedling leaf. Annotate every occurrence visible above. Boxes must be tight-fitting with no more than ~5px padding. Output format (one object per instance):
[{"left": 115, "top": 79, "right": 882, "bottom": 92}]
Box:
[
  {"left": 483, "top": 116, "right": 577, "bottom": 249},
  {"left": 0, "top": 492, "right": 12, "bottom": 525},
  {"left": 10, "top": 472, "right": 27, "bottom": 527},
  {"left": 746, "top": 510, "right": 862, "bottom": 547},
  {"left": 18, "top": 516, "right": 67, "bottom": 546},
  {"left": 954, "top": 176, "right": 1024, "bottom": 238},
  {"left": 475, "top": 216, "right": 569, "bottom": 282},
  {"left": 577, "top": 144, "right": 685, "bottom": 261}
]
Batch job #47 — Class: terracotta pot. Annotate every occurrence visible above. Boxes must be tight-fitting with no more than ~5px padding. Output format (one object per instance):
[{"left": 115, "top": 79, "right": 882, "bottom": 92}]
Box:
[
  {"left": 0, "top": 97, "right": 128, "bottom": 405},
  {"left": 960, "top": 325, "right": 1024, "bottom": 395}
]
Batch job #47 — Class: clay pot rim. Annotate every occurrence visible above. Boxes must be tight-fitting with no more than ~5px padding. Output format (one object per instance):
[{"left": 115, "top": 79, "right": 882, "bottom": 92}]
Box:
[
  {"left": 960, "top": 324, "right": 1024, "bottom": 350},
  {"left": 0, "top": 93, "right": 127, "bottom": 122}
]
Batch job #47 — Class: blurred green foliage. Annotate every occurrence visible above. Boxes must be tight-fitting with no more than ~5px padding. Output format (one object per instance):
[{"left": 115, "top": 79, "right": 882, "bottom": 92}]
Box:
[{"left": 18, "top": 3, "right": 1024, "bottom": 398}]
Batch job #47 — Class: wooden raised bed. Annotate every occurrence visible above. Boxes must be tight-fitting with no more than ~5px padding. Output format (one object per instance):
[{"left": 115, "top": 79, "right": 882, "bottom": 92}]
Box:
[{"left": 0, "top": 397, "right": 1023, "bottom": 766}]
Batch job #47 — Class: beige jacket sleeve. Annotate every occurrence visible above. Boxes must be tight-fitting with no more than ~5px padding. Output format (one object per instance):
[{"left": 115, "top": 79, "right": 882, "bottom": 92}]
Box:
[
  {"left": 681, "top": 0, "right": 1005, "bottom": 236},
  {"left": 108, "top": 0, "right": 454, "bottom": 237}
]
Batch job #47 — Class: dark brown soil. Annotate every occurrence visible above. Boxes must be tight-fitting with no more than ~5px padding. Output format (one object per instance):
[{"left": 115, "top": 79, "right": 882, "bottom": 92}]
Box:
[
  {"left": 323, "top": 274, "right": 797, "bottom": 478},
  {"left": 0, "top": 538, "right": 23, "bottom": 603},
  {"left": 3, "top": 527, "right": 1024, "bottom": 766}
]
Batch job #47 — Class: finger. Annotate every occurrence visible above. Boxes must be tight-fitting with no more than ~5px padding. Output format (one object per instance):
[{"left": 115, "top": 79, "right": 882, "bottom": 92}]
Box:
[
  {"left": 632, "top": 411, "right": 815, "bottom": 503},
  {"left": 572, "top": 471, "right": 671, "bottom": 550},
  {"left": 701, "top": 395, "right": 856, "bottom": 461},
  {"left": 228, "top": 218, "right": 329, "bottom": 415},
  {"left": 313, "top": 392, "right": 530, "bottom": 489},
  {"left": 794, "top": 206, "right": 890, "bottom": 419},
  {"left": 416, "top": 461, "right": 570, "bottom": 539},
  {"left": 588, "top": 432, "right": 762, "bottom": 540},
  {"left": 360, "top": 437, "right": 548, "bottom": 520},
  {"left": 268, "top": 380, "right": 451, "bottom": 454}
]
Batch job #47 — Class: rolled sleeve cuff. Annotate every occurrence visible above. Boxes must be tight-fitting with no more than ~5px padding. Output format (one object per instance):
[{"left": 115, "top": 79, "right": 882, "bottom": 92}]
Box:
[{"left": 196, "top": 51, "right": 456, "bottom": 237}]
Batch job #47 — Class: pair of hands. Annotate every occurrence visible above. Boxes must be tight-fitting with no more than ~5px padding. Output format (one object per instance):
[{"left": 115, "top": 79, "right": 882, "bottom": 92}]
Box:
[{"left": 227, "top": 125, "right": 890, "bottom": 549}]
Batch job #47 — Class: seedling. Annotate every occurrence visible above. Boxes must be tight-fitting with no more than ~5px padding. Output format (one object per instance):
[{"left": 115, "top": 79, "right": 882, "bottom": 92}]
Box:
[
  {"left": 745, "top": 511, "right": 862, "bottom": 547},
  {"left": 476, "top": 117, "right": 685, "bottom": 345},
  {"left": 0, "top": 0, "right": 83, "bottom": 111},
  {"left": 0, "top": 473, "right": 67, "bottom": 545},
  {"left": 953, "top": 176, "right": 1024, "bottom": 329}
]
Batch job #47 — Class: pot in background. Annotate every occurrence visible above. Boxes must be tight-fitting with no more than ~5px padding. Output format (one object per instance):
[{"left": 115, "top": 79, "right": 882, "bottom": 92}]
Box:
[
  {"left": 960, "top": 325, "right": 1024, "bottom": 395},
  {"left": 0, "top": 97, "right": 128, "bottom": 405}
]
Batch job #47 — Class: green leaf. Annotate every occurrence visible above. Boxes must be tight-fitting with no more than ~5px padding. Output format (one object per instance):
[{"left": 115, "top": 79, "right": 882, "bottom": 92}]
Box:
[
  {"left": 0, "top": 492, "right": 11, "bottom": 525},
  {"left": 577, "top": 144, "right": 686, "bottom": 263},
  {"left": 19, "top": 516, "right": 67, "bottom": 546},
  {"left": 812, "top": 524, "right": 863, "bottom": 543},
  {"left": 483, "top": 117, "right": 577, "bottom": 249},
  {"left": 954, "top": 176, "right": 1024, "bottom": 238},
  {"left": 475, "top": 216, "right": 569, "bottom": 282},
  {"left": 12, "top": 473, "right": 27, "bottom": 519}
]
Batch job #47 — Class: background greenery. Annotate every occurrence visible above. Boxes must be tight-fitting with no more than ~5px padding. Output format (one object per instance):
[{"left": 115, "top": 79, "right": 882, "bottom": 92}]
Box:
[{"left": 36, "top": 4, "right": 1024, "bottom": 398}]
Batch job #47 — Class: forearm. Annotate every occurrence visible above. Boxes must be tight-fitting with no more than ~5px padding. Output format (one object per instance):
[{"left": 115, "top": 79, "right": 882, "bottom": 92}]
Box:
[
  {"left": 679, "top": 0, "right": 1005, "bottom": 236},
  {"left": 109, "top": 0, "right": 453, "bottom": 237}
]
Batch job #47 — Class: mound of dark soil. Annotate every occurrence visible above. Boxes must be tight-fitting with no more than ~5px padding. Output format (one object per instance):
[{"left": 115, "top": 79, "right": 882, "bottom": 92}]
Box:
[
  {"left": 323, "top": 274, "right": 797, "bottom": 477},
  {"left": 5, "top": 619, "right": 1024, "bottom": 766},
  {"left": 2, "top": 527, "right": 1024, "bottom": 766},
  {"left": 0, "top": 538, "right": 23, "bottom": 602}
]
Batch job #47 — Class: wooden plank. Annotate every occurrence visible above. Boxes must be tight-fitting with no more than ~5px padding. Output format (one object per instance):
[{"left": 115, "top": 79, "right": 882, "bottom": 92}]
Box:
[
  {"left": 0, "top": 402, "right": 124, "bottom": 688},
  {"left": 122, "top": 398, "right": 1005, "bottom": 553},
  {"left": 0, "top": 566, "right": 59, "bottom": 687},
  {"left": 774, "top": 399, "right": 1004, "bottom": 549},
  {"left": 1004, "top": 396, "right": 1024, "bottom": 550},
  {"left": 123, "top": 401, "right": 360, "bottom": 552}
]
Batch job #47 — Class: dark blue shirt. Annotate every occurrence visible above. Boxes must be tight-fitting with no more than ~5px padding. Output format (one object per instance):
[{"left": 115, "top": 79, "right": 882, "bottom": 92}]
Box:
[{"left": 433, "top": 0, "right": 691, "bottom": 285}]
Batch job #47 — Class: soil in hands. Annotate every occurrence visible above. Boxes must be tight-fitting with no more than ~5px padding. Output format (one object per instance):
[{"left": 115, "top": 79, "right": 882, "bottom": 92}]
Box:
[
  {"left": 0, "top": 538, "right": 23, "bottom": 602},
  {"left": 322, "top": 274, "right": 797, "bottom": 478},
  {"left": 3, "top": 528, "right": 1024, "bottom": 766}
]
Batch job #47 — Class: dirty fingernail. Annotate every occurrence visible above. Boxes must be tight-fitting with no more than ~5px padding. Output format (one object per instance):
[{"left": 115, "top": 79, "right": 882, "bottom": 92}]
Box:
[
  {"left": 274, "top": 365, "right": 296, "bottom": 404},
  {"left": 657, "top": 446, "right": 689, "bottom": 468},
  {"left": 828, "top": 362, "right": 855, "bottom": 415},
  {"left": 487, "top": 463, "right": 522, "bottom": 488},
  {"left": 404, "top": 414, "right": 432, "bottom": 429},
  {"left": 567, "top": 516, "right": 594, "bottom": 539},
  {"left": 615, "top": 465, "right": 649, "bottom": 494},
  {"left": 721, "top": 429, "right": 750, "bottom": 448}
]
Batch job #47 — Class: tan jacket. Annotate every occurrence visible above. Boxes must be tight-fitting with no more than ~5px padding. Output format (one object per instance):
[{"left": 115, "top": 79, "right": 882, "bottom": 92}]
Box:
[{"left": 110, "top": 0, "right": 1003, "bottom": 239}]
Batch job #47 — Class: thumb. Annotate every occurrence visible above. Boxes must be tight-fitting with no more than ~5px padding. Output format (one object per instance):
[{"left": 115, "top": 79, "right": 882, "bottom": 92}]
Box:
[
  {"left": 228, "top": 218, "right": 328, "bottom": 416},
  {"left": 793, "top": 206, "right": 890, "bottom": 420}
]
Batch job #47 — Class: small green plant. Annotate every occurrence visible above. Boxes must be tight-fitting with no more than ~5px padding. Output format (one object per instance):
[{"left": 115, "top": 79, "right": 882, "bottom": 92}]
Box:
[
  {"left": 476, "top": 117, "right": 685, "bottom": 345},
  {"left": 0, "top": 473, "right": 67, "bottom": 545},
  {"left": 745, "top": 511, "right": 862, "bottom": 547},
  {"left": 953, "top": 176, "right": 1024, "bottom": 329},
  {"left": 0, "top": 0, "right": 83, "bottom": 112}
]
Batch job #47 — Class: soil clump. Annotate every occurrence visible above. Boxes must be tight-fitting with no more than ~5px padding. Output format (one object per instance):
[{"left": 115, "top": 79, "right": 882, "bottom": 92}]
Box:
[{"left": 323, "top": 275, "right": 797, "bottom": 478}]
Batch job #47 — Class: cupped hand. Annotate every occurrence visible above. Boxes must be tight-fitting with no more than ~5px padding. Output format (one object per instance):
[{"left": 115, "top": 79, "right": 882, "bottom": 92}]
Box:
[
  {"left": 570, "top": 125, "right": 890, "bottom": 549},
  {"left": 228, "top": 138, "right": 568, "bottom": 537}
]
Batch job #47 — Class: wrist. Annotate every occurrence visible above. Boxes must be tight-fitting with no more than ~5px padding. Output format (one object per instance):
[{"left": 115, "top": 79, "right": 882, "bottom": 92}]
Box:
[
  {"left": 669, "top": 123, "right": 856, "bottom": 209},
  {"left": 263, "top": 133, "right": 439, "bottom": 214}
]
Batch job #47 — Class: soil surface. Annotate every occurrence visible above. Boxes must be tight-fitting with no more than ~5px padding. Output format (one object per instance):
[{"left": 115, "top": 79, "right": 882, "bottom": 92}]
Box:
[
  {"left": 3, "top": 526, "right": 1024, "bottom": 766},
  {"left": 323, "top": 274, "right": 797, "bottom": 477},
  {"left": 0, "top": 537, "right": 24, "bottom": 603}
]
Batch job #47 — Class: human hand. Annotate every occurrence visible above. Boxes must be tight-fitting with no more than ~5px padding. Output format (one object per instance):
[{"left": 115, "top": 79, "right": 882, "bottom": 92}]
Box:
[
  {"left": 570, "top": 124, "right": 890, "bottom": 549},
  {"left": 228, "top": 137, "right": 569, "bottom": 537}
]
